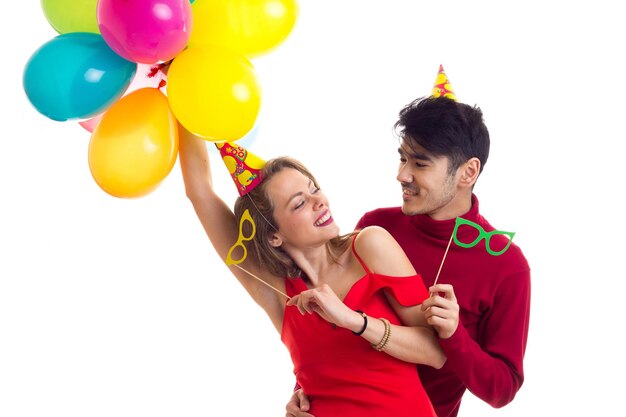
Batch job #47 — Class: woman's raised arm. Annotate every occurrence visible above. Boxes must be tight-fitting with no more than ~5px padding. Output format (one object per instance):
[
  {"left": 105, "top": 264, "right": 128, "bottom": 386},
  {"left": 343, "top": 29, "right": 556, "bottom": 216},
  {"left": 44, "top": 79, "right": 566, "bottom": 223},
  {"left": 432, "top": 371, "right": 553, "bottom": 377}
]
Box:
[
  {"left": 178, "top": 122, "right": 240, "bottom": 260},
  {"left": 177, "top": 123, "right": 284, "bottom": 323}
]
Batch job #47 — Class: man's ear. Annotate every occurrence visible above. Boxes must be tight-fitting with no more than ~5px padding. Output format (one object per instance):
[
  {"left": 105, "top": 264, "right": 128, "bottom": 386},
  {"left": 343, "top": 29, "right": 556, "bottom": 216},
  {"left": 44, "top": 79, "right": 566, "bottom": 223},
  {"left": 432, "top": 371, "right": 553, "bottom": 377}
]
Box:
[
  {"left": 269, "top": 233, "right": 283, "bottom": 248},
  {"left": 458, "top": 157, "right": 481, "bottom": 188}
]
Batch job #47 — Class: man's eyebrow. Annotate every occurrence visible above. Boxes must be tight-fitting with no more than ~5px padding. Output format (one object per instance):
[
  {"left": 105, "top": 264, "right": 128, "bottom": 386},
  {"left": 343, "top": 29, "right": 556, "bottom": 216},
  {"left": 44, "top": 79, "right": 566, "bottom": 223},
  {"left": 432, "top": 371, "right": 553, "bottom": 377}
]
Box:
[{"left": 397, "top": 147, "right": 432, "bottom": 161}]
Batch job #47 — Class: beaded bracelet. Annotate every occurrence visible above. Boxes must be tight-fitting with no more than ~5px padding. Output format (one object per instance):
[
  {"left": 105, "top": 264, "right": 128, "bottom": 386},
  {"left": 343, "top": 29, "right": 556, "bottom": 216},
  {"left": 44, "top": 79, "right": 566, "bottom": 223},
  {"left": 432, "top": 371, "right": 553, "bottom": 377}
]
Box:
[
  {"left": 352, "top": 310, "right": 368, "bottom": 336},
  {"left": 372, "top": 318, "right": 391, "bottom": 351}
]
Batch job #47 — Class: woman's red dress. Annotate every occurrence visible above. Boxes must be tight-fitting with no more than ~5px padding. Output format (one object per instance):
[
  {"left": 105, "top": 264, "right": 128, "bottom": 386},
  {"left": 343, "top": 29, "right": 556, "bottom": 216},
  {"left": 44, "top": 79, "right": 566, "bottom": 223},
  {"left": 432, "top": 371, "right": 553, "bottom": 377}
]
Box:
[{"left": 281, "top": 240, "right": 437, "bottom": 416}]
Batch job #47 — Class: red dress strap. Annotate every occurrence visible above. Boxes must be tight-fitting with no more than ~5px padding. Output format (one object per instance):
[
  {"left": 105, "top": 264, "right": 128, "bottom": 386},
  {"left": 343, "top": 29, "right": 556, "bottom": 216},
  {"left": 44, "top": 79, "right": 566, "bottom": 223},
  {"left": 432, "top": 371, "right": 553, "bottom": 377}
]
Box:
[
  {"left": 350, "top": 233, "right": 372, "bottom": 275},
  {"left": 344, "top": 233, "right": 430, "bottom": 309}
]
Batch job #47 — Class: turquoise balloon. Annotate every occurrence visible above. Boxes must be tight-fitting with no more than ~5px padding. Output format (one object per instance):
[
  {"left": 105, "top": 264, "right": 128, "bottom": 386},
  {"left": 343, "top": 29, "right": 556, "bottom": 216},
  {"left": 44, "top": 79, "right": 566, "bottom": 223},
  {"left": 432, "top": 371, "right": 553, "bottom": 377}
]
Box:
[{"left": 23, "top": 32, "right": 136, "bottom": 121}]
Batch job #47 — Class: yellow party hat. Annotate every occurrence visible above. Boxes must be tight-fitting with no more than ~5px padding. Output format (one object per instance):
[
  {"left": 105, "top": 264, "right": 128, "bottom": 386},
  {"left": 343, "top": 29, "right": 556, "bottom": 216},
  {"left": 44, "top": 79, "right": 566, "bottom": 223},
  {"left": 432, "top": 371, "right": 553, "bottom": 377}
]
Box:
[
  {"left": 215, "top": 142, "right": 266, "bottom": 196},
  {"left": 432, "top": 64, "right": 457, "bottom": 101}
]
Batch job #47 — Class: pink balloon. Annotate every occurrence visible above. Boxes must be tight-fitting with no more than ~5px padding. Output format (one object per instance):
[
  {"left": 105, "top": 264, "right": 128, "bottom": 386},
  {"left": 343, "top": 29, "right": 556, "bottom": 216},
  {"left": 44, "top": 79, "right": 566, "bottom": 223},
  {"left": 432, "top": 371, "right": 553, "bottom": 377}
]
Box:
[
  {"left": 79, "top": 63, "right": 168, "bottom": 132},
  {"left": 97, "top": 0, "right": 193, "bottom": 64},
  {"left": 79, "top": 115, "right": 103, "bottom": 133}
]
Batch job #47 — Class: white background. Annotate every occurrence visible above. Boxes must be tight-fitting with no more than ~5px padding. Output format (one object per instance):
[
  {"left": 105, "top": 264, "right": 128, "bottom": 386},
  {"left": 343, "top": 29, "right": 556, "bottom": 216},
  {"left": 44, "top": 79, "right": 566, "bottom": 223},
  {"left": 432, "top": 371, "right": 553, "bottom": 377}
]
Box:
[{"left": 1, "top": 1, "right": 624, "bottom": 416}]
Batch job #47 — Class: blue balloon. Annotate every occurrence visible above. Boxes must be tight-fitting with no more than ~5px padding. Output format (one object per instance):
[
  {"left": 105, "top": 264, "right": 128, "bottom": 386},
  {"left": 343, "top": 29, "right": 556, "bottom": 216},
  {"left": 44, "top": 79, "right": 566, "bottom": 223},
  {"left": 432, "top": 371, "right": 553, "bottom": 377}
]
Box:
[{"left": 23, "top": 32, "right": 136, "bottom": 121}]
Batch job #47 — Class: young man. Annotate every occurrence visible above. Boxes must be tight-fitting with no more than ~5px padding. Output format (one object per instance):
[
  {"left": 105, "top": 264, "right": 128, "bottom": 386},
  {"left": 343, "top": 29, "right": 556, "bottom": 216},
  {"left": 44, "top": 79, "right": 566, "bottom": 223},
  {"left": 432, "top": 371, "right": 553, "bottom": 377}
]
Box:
[{"left": 286, "top": 96, "right": 531, "bottom": 417}]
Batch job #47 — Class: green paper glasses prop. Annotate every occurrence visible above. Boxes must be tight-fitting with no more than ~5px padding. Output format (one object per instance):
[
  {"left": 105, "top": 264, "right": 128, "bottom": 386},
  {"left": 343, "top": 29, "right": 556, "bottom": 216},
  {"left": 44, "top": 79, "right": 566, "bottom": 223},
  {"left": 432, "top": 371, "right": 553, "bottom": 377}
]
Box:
[
  {"left": 226, "top": 209, "right": 255, "bottom": 265},
  {"left": 452, "top": 217, "right": 515, "bottom": 256}
]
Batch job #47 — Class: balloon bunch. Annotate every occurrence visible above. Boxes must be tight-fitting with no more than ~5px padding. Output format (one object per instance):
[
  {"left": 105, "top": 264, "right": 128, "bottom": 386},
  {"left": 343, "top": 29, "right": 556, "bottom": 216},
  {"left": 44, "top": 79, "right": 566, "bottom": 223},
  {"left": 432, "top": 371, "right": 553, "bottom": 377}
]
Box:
[{"left": 24, "top": 0, "right": 298, "bottom": 198}]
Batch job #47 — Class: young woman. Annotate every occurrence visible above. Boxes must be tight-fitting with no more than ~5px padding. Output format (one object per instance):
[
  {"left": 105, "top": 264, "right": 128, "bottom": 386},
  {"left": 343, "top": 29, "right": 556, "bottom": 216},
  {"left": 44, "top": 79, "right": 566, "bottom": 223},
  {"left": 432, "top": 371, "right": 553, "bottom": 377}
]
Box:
[{"left": 178, "top": 125, "right": 445, "bottom": 417}]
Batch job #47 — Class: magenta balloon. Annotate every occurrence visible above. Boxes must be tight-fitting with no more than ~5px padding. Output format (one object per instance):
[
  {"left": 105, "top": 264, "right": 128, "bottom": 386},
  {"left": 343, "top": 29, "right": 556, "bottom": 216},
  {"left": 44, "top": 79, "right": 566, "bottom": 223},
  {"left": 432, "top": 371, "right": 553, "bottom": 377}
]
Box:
[{"left": 97, "top": 0, "right": 193, "bottom": 64}]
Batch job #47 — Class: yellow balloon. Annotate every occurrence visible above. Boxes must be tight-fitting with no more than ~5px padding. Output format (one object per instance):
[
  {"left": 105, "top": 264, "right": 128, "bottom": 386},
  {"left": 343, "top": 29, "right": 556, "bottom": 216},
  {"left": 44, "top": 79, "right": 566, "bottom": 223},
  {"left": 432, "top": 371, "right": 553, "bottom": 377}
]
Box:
[
  {"left": 189, "top": 0, "right": 298, "bottom": 57},
  {"left": 88, "top": 88, "right": 179, "bottom": 198},
  {"left": 166, "top": 46, "right": 261, "bottom": 141}
]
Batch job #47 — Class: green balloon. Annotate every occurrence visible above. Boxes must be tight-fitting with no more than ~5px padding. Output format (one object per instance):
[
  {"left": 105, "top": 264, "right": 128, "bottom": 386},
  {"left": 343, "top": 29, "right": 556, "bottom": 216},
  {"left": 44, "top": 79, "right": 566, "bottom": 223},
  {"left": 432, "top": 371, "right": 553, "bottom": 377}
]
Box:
[{"left": 41, "top": 0, "right": 100, "bottom": 34}]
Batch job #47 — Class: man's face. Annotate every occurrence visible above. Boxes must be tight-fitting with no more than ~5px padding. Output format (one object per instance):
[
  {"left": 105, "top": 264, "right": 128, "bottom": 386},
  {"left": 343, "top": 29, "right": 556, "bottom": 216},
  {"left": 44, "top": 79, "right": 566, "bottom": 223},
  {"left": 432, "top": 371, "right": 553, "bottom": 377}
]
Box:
[{"left": 396, "top": 140, "right": 460, "bottom": 220}]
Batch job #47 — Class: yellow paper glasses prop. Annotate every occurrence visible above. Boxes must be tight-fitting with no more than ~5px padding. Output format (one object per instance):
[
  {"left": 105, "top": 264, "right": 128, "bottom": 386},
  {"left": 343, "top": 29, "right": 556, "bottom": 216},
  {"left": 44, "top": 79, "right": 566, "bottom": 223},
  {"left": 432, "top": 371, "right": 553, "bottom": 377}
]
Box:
[
  {"left": 452, "top": 217, "right": 515, "bottom": 256},
  {"left": 226, "top": 209, "right": 256, "bottom": 265},
  {"left": 225, "top": 209, "right": 291, "bottom": 299}
]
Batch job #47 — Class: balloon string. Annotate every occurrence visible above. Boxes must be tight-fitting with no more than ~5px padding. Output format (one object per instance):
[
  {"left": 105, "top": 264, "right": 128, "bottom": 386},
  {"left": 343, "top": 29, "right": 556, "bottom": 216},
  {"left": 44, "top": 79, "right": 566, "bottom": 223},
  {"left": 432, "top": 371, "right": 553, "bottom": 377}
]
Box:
[{"left": 231, "top": 264, "right": 291, "bottom": 300}]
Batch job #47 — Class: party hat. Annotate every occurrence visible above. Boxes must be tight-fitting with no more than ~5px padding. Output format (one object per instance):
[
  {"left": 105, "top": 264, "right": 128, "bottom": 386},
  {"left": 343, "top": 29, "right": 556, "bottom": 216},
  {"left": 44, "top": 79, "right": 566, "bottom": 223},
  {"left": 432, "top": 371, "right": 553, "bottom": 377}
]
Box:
[
  {"left": 432, "top": 65, "right": 457, "bottom": 101},
  {"left": 216, "top": 142, "right": 266, "bottom": 196}
]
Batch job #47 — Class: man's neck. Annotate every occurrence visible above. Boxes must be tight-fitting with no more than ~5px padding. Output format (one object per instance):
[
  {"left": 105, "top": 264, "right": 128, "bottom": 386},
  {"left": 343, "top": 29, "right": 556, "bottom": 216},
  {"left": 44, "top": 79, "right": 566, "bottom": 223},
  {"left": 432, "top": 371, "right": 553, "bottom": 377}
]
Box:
[{"left": 428, "top": 192, "right": 474, "bottom": 221}]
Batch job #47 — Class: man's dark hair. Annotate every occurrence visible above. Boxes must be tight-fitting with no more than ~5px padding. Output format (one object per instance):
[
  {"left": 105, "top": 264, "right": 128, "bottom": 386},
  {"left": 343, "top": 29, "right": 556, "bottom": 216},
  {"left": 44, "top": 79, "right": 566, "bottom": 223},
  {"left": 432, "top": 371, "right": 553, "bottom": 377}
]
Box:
[{"left": 394, "top": 96, "right": 490, "bottom": 175}]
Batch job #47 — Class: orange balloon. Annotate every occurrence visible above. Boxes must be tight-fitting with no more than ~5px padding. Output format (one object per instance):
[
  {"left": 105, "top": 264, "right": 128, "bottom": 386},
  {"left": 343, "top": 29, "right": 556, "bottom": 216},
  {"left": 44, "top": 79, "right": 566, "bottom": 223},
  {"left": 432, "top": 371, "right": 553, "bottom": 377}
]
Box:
[{"left": 88, "top": 88, "right": 179, "bottom": 198}]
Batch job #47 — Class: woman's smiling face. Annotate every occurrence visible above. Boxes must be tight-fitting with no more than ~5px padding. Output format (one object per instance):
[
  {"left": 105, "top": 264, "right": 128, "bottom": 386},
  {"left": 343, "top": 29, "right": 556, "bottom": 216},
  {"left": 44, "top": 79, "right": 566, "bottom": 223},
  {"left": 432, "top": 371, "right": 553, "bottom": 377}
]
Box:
[{"left": 266, "top": 167, "right": 339, "bottom": 249}]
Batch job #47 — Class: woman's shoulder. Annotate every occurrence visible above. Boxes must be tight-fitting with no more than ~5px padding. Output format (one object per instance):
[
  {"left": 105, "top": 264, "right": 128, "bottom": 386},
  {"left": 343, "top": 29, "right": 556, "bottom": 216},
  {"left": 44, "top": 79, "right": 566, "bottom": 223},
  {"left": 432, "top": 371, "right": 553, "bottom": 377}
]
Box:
[
  {"left": 355, "top": 224, "right": 393, "bottom": 241},
  {"left": 353, "top": 226, "right": 415, "bottom": 276}
]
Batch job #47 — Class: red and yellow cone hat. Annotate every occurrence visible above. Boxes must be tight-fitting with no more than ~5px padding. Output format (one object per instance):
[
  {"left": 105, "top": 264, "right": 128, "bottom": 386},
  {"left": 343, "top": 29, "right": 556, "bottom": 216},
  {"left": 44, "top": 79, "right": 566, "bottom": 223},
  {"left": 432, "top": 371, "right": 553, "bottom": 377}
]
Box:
[
  {"left": 432, "top": 64, "right": 457, "bottom": 101},
  {"left": 215, "top": 142, "right": 266, "bottom": 196}
]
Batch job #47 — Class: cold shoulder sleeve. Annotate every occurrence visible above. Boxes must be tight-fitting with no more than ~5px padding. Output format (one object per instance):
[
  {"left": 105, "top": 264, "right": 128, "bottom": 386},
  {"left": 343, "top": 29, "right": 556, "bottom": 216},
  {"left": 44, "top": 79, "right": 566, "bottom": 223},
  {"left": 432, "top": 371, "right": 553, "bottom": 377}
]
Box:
[{"left": 344, "top": 273, "right": 429, "bottom": 310}]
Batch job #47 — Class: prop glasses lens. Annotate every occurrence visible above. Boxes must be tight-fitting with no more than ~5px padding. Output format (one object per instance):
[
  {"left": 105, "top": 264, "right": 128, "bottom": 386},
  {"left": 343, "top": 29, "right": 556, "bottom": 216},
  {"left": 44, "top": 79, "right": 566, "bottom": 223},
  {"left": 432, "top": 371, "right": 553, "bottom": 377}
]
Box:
[
  {"left": 452, "top": 217, "right": 515, "bottom": 256},
  {"left": 226, "top": 209, "right": 256, "bottom": 265}
]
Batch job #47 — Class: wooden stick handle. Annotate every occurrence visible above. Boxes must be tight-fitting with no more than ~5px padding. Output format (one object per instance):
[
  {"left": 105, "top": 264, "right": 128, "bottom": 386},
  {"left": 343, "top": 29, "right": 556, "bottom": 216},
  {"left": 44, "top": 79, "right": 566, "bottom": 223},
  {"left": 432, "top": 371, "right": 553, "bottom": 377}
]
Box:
[
  {"left": 432, "top": 231, "right": 454, "bottom": 288},
  {"left": 231, "top": 264, "right": 291, "bottom": 300}
]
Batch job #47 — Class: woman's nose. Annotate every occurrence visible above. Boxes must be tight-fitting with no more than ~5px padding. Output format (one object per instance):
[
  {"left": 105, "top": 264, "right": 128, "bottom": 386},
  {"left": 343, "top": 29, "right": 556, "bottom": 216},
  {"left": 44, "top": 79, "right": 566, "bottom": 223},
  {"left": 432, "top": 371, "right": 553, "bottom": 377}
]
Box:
[{"left": 312, "top": 194, "right": 325, "bottom": 210}]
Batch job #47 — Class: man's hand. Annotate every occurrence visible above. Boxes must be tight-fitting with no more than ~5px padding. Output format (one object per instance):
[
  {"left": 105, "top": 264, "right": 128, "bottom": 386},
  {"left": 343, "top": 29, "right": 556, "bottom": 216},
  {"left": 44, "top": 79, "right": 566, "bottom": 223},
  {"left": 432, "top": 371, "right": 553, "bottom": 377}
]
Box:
[
  {"left": 285, "top": 389, "right": 314, "bottom": 417},
  {"left": 422, "top": 284, "right": 460, "bottom": 339}
]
